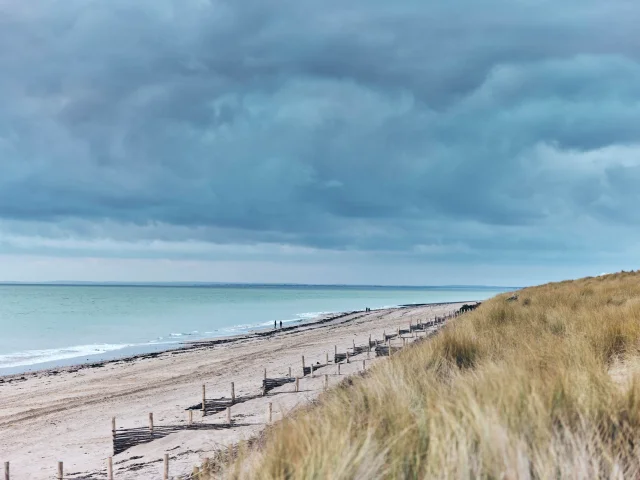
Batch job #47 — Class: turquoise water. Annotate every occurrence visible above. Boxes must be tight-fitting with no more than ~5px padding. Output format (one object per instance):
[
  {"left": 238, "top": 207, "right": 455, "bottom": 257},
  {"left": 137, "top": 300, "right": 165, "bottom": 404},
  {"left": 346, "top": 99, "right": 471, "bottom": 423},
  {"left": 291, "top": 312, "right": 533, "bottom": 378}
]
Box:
[{"left": 0, "top": 284, "right": 512, "bottom": 373}]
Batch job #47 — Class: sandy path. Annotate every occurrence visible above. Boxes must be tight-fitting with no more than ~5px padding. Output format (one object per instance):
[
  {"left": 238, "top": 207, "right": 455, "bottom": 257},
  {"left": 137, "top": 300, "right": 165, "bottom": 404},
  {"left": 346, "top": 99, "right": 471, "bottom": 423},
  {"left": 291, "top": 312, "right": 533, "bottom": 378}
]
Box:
[{"left": 0, "top": 303, "right": 464, "bottom": 479}]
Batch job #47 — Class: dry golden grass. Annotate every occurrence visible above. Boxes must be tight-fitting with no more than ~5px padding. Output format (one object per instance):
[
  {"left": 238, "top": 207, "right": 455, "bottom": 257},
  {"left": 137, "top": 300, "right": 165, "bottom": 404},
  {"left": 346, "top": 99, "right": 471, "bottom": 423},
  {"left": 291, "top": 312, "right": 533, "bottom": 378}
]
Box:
[{"left": 208, "top": 271, "right": 640, "bottom": 479}]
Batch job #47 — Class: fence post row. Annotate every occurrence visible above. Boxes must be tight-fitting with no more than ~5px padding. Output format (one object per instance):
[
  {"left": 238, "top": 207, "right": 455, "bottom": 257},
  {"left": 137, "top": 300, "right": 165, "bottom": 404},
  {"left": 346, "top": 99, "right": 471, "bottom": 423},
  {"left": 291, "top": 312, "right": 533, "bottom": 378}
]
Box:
[{"left": 41, "top": 313, "right": 461, "bottom": 476}]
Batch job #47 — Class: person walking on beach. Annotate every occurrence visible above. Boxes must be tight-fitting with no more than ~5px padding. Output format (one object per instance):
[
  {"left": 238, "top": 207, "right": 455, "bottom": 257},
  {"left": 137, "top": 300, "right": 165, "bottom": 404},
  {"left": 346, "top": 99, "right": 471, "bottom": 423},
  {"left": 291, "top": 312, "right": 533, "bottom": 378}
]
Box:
[
  {"left": 280, "top": 320, "right": 283, "bottom": 329},
  {"left": 274, "top": 320, "right": 277, "bottom": 330}
]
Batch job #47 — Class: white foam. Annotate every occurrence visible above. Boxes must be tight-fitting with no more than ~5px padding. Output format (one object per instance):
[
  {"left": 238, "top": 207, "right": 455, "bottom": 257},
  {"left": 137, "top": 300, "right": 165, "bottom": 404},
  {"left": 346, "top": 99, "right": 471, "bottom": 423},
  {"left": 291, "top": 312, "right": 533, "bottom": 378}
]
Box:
[
  {"left": 168, "top": 332, "right": 198, "bottom": 338},
  {"left": 213, "top": 311, "right": 332, "bottom": 335},
  {"left": 295, "top": 311, "right": 332, "bottom": 319},
  {"left": 0, "top": 343, "right": 134, "bottom": 369}
]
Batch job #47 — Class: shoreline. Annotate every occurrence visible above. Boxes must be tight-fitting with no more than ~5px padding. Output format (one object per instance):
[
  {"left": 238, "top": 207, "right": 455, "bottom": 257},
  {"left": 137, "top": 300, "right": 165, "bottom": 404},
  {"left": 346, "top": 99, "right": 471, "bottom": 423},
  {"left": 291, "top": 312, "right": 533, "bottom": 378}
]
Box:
[
  {"left": 0, "top": 300, "right": 475, "bottom": 382},
  {"left": 0, "top": 301, "right": 468, "bottom": 479}
]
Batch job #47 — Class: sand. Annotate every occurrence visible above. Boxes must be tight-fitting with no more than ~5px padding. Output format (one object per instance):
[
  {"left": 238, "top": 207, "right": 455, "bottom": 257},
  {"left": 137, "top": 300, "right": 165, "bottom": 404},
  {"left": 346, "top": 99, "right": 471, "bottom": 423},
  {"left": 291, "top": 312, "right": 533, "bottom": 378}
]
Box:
[{"left": 0, "top": 302, "right": 465, "bottom": 479}]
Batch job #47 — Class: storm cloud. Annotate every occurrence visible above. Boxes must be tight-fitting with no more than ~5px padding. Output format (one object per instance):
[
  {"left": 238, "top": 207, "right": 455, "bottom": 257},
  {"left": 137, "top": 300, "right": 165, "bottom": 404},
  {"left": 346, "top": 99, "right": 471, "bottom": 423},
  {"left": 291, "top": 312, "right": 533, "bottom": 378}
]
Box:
[{"left": 1, "top": 0, "right": 640, "bottom": 283}]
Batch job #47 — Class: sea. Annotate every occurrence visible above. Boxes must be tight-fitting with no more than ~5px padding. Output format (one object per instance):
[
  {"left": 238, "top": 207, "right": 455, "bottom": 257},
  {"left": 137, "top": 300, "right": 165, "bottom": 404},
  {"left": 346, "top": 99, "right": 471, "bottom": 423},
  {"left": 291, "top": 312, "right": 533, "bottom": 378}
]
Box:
[{"left": 0, "top": 284, "right": 513, "bottom": 375}]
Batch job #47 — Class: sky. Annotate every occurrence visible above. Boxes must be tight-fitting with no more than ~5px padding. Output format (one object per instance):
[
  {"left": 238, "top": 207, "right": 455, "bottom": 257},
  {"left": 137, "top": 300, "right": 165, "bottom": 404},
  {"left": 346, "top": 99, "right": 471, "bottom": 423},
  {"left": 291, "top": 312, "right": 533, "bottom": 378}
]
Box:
[{"left": 0, "top": 0, "right": 639, "bottom": 286}]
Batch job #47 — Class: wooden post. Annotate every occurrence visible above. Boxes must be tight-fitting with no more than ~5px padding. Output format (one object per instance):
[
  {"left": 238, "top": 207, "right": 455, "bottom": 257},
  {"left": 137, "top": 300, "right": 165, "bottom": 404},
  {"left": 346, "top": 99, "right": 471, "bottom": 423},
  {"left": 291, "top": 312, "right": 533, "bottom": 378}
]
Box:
[
  {"left": 346, "top": 351, "right": 350, "bottom": 363},
  {"left": 202, "top": 384, "right": 206, "bottom": 415},
  {"left": 397, "top": 326, "right": 400, "bottom": 336},
  {"left": 325, "top": 352, "right": 329, "bottom": 365},
  {"left": 353, "top": 339, "right": 356, "bottom": 351},
  {"left": 334, "top": 345, "right": 337, "bottom": 360},
  {"left": 267, "top": 402, "right": 273, "bottom": 423},
  {"left": 231, "top": 382, "right": 235, "bottom": 404},
  {"left": 188, "top": 410, "right": 193, "bottom": 425},
  {"left": 337, "top": 363, "right": 341, "bottom": 375},
  {"left": 226, "top": 406, "right": 231, "bottom": 425},
  {"left": 163, "top": 454, "right": 169, "bottom": 480},
  {"left": 57, "top": 462, "right": 63, "bottom": 480},
  {"left": 362, "top": 360, "right": 366, "bottom": 371},
  {"left": 301, "top": 355, "right": 305, "bottom": 376},
  {"left": 4, "top": 462, "right": 9, "bottom": 480},
  {"left": 264, "top": 368, "right": 267, "bottom": 379},
  {"left": 369, "top": 334, "right": 372, "bottom": 349},
  {"left": 107, "top": 457, "right": 113, "bottom": 480},
  {"left": 288, "top": 366, "right": 291, "bottom": 377},
  {"left": 324, "top": 374, "right": 328, "bottom": 390},
  {"left": 311, "top": 364, "right": 314, "bottom": 378},
  {"left": 111, "top": 417, "right": 116, "bottom": 455},
  {"left": 295, "top": 377, "right": 299, "bottom": 392},
  {"left": 149, "top": 412, "right": 154, "bottom": 434}
]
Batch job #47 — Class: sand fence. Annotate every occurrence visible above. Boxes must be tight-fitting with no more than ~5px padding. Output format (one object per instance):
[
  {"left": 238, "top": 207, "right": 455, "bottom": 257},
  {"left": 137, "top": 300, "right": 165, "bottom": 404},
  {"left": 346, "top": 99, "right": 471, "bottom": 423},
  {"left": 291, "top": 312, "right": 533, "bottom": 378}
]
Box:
[{"left": 2, "top": 309, "right": 465, "bottom": 479}]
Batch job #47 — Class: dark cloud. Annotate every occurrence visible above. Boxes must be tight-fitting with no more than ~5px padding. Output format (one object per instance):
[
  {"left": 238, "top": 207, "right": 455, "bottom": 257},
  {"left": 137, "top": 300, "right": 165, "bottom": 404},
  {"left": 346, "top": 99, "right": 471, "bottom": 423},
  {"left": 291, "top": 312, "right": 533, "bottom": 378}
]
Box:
[{"left": 1, "top": 0, "right": 640, "bottom": 271}]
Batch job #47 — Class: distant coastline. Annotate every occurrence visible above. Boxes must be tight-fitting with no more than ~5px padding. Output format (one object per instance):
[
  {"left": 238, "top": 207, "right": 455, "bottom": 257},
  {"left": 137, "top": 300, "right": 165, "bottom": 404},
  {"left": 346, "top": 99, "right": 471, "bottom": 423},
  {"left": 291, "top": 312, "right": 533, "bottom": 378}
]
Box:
[{"left": 0, "top": 281, "right": 518, "bottom": 289}]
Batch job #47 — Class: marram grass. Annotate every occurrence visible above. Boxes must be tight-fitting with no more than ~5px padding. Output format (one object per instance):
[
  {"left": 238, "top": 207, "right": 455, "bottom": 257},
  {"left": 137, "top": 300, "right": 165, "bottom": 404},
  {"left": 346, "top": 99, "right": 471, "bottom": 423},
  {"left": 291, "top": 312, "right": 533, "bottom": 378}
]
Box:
[{"left": 205, "top": 271, "right": 640, "bottom": 479}]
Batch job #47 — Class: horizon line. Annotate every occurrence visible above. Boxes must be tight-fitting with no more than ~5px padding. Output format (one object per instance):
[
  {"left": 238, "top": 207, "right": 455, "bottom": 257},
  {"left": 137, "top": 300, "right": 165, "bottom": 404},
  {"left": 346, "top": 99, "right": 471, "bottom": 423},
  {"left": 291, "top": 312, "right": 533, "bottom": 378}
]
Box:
[{"left": 0, "top": 280, "right": 520, "bottom": 289}]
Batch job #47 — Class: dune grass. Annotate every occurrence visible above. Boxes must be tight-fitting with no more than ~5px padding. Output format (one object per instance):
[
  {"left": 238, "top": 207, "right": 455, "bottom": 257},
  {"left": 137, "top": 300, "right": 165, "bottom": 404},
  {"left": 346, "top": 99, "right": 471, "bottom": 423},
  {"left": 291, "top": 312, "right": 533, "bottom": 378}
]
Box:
[{"left": 208, "top": 271, "right": 640, "bottom": 479}]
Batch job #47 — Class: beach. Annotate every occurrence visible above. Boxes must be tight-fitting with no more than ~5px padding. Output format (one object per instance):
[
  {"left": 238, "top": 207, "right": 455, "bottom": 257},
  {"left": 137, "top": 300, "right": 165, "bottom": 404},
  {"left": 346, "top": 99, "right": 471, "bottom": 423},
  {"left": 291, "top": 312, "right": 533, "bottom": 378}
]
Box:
[{"left": 0, "top": 302, "right": 465, "bottom": 479}]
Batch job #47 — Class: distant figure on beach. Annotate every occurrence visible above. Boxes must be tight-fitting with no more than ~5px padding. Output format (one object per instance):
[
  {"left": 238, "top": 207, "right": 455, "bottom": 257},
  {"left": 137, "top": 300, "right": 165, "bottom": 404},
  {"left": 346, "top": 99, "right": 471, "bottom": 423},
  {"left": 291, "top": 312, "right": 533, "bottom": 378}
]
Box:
[
  {"left": 274, "top": 320, "right": 277, "bottom": 329},
  {"left": 280, "top": 320, "right": 283, "bottom": 329}
]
